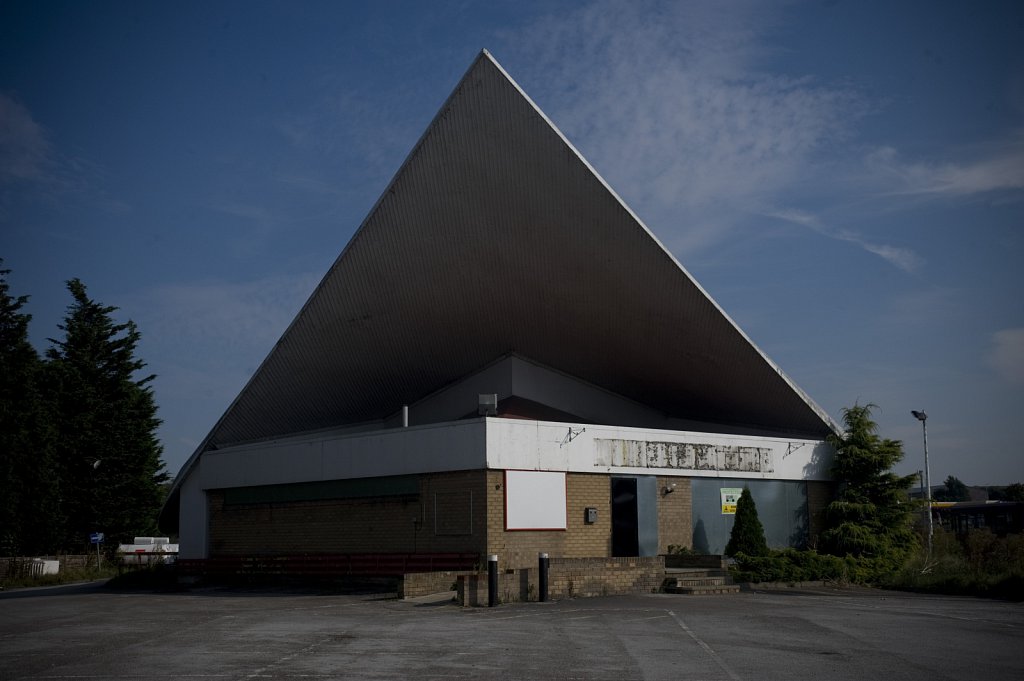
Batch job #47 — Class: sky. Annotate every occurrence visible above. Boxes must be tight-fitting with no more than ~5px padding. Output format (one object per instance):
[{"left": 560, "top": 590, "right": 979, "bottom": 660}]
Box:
[{"left": 2, "top": 0, "right": 1022, "bottom": 487}]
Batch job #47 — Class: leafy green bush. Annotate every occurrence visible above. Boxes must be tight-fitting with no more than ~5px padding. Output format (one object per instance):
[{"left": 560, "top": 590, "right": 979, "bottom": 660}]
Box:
[
  {"left": 666, "top": 544, "right": 703, "bottom": 556},
  {"left": 886, "top": 528, "right": 1024, "bottom": 601},
  {"left": 730, "top": 548, "right": 896, "bottom": 585}
]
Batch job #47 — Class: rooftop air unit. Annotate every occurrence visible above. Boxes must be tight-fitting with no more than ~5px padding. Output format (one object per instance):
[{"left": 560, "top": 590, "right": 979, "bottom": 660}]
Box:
[{"left": 478, "top": 393, "right": 497, "bottom": 416}]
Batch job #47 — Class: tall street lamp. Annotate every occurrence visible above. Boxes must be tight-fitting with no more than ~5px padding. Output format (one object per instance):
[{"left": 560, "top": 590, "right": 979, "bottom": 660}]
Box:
[{"left": 911, "top": 410, "right": 932, "bottom": 559}]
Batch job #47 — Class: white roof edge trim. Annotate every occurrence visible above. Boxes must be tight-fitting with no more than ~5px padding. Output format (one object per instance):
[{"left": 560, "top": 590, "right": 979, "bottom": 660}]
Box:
[
  {"left": 489, "top": 417, "right": 829, "bottom": 447},
  {"left": 213, "top": 417, "right": 489, "bottom": 455},
  {"left": 480, "top": 50, "right": 841, "bottom": 436}
]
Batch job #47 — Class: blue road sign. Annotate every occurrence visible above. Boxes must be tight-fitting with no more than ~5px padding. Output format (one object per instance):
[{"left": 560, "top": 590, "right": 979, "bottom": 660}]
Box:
[{"left": 90, "top": 532, "right": 104, "bottom": 544}]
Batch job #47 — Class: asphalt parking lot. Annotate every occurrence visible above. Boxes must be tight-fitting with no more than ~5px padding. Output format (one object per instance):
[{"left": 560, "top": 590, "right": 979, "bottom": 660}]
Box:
[{"left": 1, "top": 581, "right": 1021, "bottom": 680}]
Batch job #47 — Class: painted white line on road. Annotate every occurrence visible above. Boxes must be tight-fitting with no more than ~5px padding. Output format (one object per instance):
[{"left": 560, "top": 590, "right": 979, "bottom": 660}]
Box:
[
  {"left": 22, "top": 671, "right": 232, "bottom": 675},
  {"left": 668, "top": 610, "right": 743, "bottom": 681},
  {"left": 245, "top": 631, "right": 346, "bottom": 680},
  {"left": 23, "top": 676, "right": 382, "bottom": 680},
  {"left": 809, "top": 598, "right": 1021, "bottom": 630}
]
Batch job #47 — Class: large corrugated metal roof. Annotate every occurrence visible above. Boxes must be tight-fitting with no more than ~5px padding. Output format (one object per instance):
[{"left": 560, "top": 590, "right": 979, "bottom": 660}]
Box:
[{"left": 206, "top": 50, "right": 838, "bottom": 449}]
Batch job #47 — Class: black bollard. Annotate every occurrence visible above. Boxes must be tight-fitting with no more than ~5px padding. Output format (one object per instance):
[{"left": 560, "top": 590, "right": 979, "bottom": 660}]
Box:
[
  {"left": 487, "top": 554, "right": 498, "bottom": 607},
  {"left": 538, "top": 552, "right": 549, "bottom": 602}
]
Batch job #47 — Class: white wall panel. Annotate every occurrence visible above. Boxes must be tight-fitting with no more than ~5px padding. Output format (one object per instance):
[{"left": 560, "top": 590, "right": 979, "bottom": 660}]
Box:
[
  {"left": 178, "top": 466, "right": 208, "bottom": 559},
  {"left": 485, "top": 420, "right": 833, "bottom": 481},
  {"left": 504, "top": 470, "right": 567, "bottom": 530},
  {"left": 200, "top": 421, "right": 487, "bottom": 491}
]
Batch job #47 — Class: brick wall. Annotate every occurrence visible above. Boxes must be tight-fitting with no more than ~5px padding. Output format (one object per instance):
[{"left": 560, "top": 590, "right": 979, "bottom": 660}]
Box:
[
  {"left": 485, "top": 471, "right": 613, "bottom": 568},
  {"left": 206, "top": 468, "right": 701, "bottom": 567},
  {"left": 457, "top": 556, "right": 665, "bottom": 605},
  {"left": 399, "top": 570, "right": 475, "bottom": 599},
  {"left": 485, "top": 472, "right": 694, "bottom": 568},
  {"left": 547, "top": 556, "right": 664, "bottom": 599},
  {"left": 208, "top": 471, "right": 488, "bottom": 557},
  {"left": 656, "top": 476, "right": 692, "bottom": 553}
]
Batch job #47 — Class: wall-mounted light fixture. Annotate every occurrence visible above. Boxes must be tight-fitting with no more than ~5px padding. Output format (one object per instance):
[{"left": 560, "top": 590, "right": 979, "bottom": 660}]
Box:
[{"left": 662, "top": 483, "right": 676, "bottom": 497}]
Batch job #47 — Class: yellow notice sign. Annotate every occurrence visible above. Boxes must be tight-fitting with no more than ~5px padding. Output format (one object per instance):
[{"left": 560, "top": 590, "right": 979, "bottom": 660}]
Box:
[{"left": 721, "top": 488, "right": 743, "bottom": 515}]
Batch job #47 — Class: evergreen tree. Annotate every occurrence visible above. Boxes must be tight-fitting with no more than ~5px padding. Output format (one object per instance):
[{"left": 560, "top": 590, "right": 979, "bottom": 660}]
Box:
[
  {"left": 819, "top": 404, "right": 917, "bottom": 563},
  {"left": 1003, "top": 483, "right": 1024, "bottom": 502},
  {"left": 46, "top": 279, "right": 167, "bottom": 549},
  {"left": 0, "top": 263, "right": 60, "bottom": 556},
  {"left": 725, "top": 488, "right": 769, "bottom": 557},
  {"left": 934, "top": 475, "right": 970, "bottom": 502}
]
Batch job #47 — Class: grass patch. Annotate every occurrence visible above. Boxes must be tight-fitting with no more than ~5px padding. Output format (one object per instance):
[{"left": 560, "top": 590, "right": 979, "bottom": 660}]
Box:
[
  {"left": 1, "top": 565, "right": 117, "bottom": 591},
  {"left": 731, "top": 529, "right": 1024, "bottom": 601},
  {"left": 885, "top": 529, "right": 1024, "bottom": 601}
]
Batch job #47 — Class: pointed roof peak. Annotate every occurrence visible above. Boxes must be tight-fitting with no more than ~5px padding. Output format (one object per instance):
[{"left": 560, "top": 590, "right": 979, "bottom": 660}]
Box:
[{"left": 188, "top": 50, "right": 839, "bottom": 452}]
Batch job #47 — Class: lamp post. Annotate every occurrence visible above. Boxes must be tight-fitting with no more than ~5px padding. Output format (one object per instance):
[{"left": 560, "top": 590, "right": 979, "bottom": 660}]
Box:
[
  {"left": 91, "top": 459, "right": 102, "bottom": 570},
  {"left": 911, "top": 410, "right": 932, "bottom": 558}
]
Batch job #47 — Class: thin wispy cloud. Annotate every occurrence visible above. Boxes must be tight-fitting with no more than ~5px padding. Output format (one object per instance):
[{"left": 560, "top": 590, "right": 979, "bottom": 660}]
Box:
[
  {"left": 767, "top": 208, "right": 924, "bottom": 273},
  {"left": 502, "top": 0, "right": 1022, "bottom": 269},
  {"left": 865, "top": 135, "right": 1024, "bottom": 198},
  {"left": 123, "top": 274, "right": 319, "bottom": 469},
  {"left": 881, "top": 287, "right": 969, "bottom": 329},
  {"left": 275, "top": 86, "right": 423, "bottom": 181},
  {"left": 0, "top": 91, "right": 130, "bottom": 218},
  {"left": 274, "top": 173, "right": 348, "bottom": 197},
  {"left": 989, "top": 328, "right": 1024, "bottom": 386},
  {"left": 0, "top": 92, "right": 53, "bottom": 184},
  {"left": 211, "top": 201, "right": 275, "bottom": 224},
  {"left": 129, "top": 272, "right": 321, "bottom": 372},
  {"left": 505, "top": 0, "right": 862, "bottom": 254}
]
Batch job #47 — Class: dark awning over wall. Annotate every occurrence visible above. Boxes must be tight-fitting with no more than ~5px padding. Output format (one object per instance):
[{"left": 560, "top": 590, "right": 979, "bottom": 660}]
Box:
[{"left": 207, "top": 51, "right": 836, "bottom": 448}]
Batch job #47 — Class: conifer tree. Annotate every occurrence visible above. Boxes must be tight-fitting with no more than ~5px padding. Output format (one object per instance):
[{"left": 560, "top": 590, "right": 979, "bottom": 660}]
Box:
[
  {"left": 725, "top": 488, "right": 769, "bottom": 557},
  {"left": 46, "top": 279, "right": 167, "bottom": 548},
  {"left": 934, "top": 475, "right": 970, "bottom": 502},
  {"left": 819, "top": 404, "right": 917, "bottom": 564},
  {"left": 1004, "top": 483, "right": 1024, "bottom": 502},
  {"left": 0, "top": 263, "right": 61, "bottom": 556}
]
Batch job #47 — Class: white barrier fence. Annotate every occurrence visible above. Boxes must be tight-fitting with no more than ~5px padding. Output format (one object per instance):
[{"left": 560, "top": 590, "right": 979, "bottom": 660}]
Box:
[{"left": 117, "top": 537, "right": 179, "bottom": 566}]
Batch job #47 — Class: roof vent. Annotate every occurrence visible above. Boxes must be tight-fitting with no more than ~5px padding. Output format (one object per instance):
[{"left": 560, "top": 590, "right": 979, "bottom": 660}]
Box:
[{"left": 478, "top": 393, "right": 498, "bottom": 416}]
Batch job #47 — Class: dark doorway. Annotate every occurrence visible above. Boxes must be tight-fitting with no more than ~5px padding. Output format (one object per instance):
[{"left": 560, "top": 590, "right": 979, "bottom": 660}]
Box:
[{"left": 611, "top": 477, "right": 639, "bottom": 556}]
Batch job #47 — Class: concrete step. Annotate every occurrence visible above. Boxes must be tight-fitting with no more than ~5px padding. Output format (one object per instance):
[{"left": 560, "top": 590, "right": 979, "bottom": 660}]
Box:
[
  {"left": 662, "top": 568, "right": 738, "bottom": 595},
  {"left": 663, "top": 583, "right": 741, "bottom": 595},
  {"left": 674, "top": 577, "right": 728, "bottom": 587},
  {"left": 664, "top": 568, "right": 724, "bottom": 579}
]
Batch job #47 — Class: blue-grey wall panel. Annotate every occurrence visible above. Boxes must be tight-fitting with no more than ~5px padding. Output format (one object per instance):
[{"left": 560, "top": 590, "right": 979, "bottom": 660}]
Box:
[
  {"left": 636, "top": 476, "right": 659, "bottom": 557},
  {"left": 691, "top": 479, "right": 808, "bottom": 554}
]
